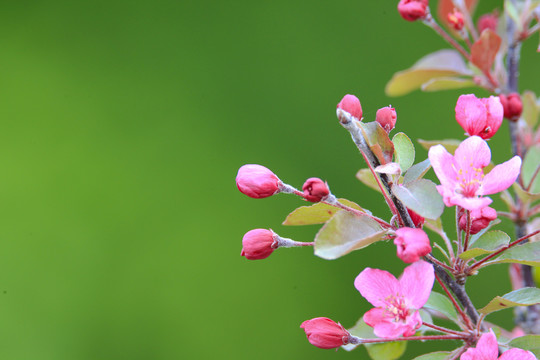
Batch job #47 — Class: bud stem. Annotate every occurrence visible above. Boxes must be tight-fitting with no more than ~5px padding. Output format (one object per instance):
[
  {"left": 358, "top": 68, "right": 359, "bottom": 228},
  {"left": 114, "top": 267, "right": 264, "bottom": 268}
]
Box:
[
  {"left": 421, "top": 322, "right": 469, "bottom": 336},
  {"left": 349, "top": 334, "right": 467, "bottom": 345},
  {"left": 422, "top": 13, "right": 471, "bottom": 60},
  {"left": 276, "top": 236, "right": 314, "bottom": 248}
]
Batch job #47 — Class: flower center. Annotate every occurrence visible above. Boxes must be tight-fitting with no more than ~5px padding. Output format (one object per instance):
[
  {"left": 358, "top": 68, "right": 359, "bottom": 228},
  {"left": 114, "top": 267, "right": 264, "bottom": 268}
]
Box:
[
  {"left": 384, "top": 295, "right": 410, "bottom": 322},
  {"left": 454, "top": 163, "right": 485, "bottom": 197}
]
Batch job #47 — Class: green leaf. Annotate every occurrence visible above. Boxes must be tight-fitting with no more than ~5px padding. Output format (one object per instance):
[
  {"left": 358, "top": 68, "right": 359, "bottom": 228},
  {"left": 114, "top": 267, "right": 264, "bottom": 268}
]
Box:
[
  {"left": 403, "top": 158, "right": 431, "bottom": 184},
  {"left": 386, "top": 49, "right": 472, "bottom": 97},
  {"left": 471, "top": 29, "right": 501, "bottom": 73},
  {"left": 506, "top": 335, "right": 540, "bottom": 357},
  {"left": 468, "top": 219, "right": 501, "bottom": 245},
  {"left": 356, "top": 168, "right": 383, "bottom": 193},
  {"left": 391, "top": 179, "right": 444, "bottom": 220},
  {"left": 343, "top": 318, "right": 407, "bottom": 360},
  {"left": 522, "top": 146, "right": 540, "bottom": 194},
  {"left": 412, "top": 352, "right": 454, "bottom": 360},
  {"left": 522, "top": 91, "right": 539, "bottom": 128},
  {"left": 479, "top": 287, "right": 540, "bottom": 314},
  {"left": 488, "top": 241, "right": 540, "bottom": 267},
  {"left": 513, "top": 182, "right": 540, "bottom": 202},
  {"left": 393, "top": 132, "right": 415, "bottom": 172},
  {"left": 460, "top": 230, "right": 510, "bottom": 260},
  {"left": 505, "top": 0, "right": 522, "bottom": 32},
  {"left": 423, "top": 291, "right": 459, "bottom": 324},
  {"left": 282, "top": 199, "right": 363, "bottom": 225},
  {"left": 314, "top": 211, "right": 386, "bottom": 260},
  {"left": 359, "top": 122, "right": 394, "bottom": 164},
  {"left": 418, "top": 139, "right": 461, "bottom": 155},
  {"left": 421, "top": 77, "right": 476, "bottom": 92}
]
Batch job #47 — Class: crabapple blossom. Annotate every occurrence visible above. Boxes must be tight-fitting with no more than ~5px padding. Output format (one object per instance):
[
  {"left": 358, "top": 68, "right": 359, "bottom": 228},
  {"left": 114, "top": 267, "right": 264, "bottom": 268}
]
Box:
[
  {"left": 354, "top": 261, "right": 434, "bottom": 338},
  {"left": 428, "top": 136, "right": 521, "bottom": 211},
  {"left": 302, "top": 178, "right": 329, "bottom": 202},
  {"left": 337, "top": 94, "right": 362, "bottom": 122},
  {"left": 394, "top": 228, "right": 431, "bottom": 263},
  {"left": 499, "top": 93, "right": 523, "bottom": 121},
  {"left": 376, "top": 106, "right": 397, "bottom": 132},
  {"left": 241, "top": 229, "right": 277, "bottom": 260},
  {"left": 477, "top": 12, "right": 498, "bottom": 34},
  {"left": 460, "top": 330, "right": 537, "bottom": 360},
  {"left": 300, "top": 317, "right": 351, "bottom": 349},
  {"left": 447, "top": 9, "right": 464, "bottom": 31},
  {"left": 458, "top": 206, "right": 497, "bottom": 234},
  {"left": 236, "top": 164, "right": 281, "bottom": 199},
  {"left": 397, "top": 0, "right": 428, "bottom": 22},
  {"left": 455, "top": 94, "right": 503, "bottom": 140}
]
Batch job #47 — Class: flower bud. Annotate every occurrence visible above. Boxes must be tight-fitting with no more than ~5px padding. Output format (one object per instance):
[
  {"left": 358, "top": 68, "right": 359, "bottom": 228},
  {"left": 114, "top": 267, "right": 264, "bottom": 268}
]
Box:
[
  {"left": 241, "top": 229, "right": 277, "bottom": 260},
  {"left": 300, "top": 317, "right": 350, "bottom": 349},
  {"left": 455, "top": 94, "right": 503, "bottom": 140},
  {"left": 407, "top": 208, "right": 425, "bottom": 228},
  {"left": 499, "top": 93, "right": 523, "bottom": 122},
  {"left": 337, "top": 94, "right": 362, "bottom": 123},
  {"left": 397, "top": 0, "right": 429, "bottom": 22},
  {"left": 302, "top": 178, "right": 330, "bottom": 202},
  {"left": 394, "top": 228, "right": 431, "bottom": 263},
  {"left": 458, "top": 206, "right": 497, "bottom": 235},
  {"left": 375, "top": 106, "right": 397, "bottom": 132},
  {"left": 478, "top": 12, "right": 498, "bottom": 34},
  {"left": 236, "top": 164, "right": 280, "bottom": 199},
  {"left": 447, "top": 9, "right": 464, "bottom": 31}
]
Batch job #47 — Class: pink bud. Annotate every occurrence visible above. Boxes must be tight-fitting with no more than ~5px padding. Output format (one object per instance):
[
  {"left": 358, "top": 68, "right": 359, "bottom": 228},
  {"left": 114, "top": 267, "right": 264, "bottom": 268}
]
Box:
[
  {"left": 302, "top": 178, "right": 330, "bottom": 202},
  {"left": 236, "top": 164, "right": 280, "bottom": 199},
  {"left": 447, "top": 9, "right": 464, "bottom": 31},
  {"left": 407, "top": 208, "right": 425, "bottom": 228},
  {"left": 394, "top": 228, "right": 431, "bottom": 263},
  {"left": 337, "top": 94, "right": 362, "bottom": 122},
  {"left": 241, "top": 229, "right": 277, "bottom": 260},
  {"left": 458, "top": 206, "right": 497, "bottom": 235},
  {"left": 375, "top": 106, "right": 397, "bottom": 132},
  {"left": 478, "top": 12, "right": 498, "bottom": 34},
  {"left": 300, "top": 317, "right": 350, "bottom": 349},
  {"left": 397, "top": 0, "right": 429, "bottom": 22},
  {"left": 455, "top": 94, "right": 503, "bottom": 139},
  {"left": 499, "top": 93, "right": 523, "bottom": 121}
]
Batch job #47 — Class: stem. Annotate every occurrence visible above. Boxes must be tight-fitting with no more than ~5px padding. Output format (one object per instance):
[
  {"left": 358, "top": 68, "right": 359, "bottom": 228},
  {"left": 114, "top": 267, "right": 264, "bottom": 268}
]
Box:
[
  {"left": 434, "top": 271, "right": 474, "bottom": 330},
  {"left": 323, "top": 195, "right": 392, "bottom": 229},
  {"left": 425, "top": 253, "right": 454, "bottom": 272},
  {"left": 422, "top": 322, "right": 469, "bottom": 336},
  {"left": 456, "top": 207, "right": 463, "bottom": 256},
  {"left": 454, "top": 1, "right": 479, "bottom": 41},
  {"left": 525, "top": 164, "right": 540, "bottom": 192},
  {"left": 349, "top": 334, "right": 467, "bottom": 345},
  {"left": 467, "top": 229, "right": 540, "bottom": 271},
  {"left": 463, "top": 210, "right": 471, "bottom": 252},
  {"left": 423, "top": 13, "right": 471, "bottom": 60}
]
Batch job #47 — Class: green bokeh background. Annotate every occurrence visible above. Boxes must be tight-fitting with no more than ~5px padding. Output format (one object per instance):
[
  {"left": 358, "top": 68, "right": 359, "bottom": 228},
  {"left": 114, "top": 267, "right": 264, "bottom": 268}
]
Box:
[{"left": 0, "top": 1, "right": 538, "bottom": 359}]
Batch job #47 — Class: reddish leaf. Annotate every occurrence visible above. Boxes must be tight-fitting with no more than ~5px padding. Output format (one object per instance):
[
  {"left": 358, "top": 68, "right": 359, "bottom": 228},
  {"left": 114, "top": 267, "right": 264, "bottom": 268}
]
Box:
[{"left": 471, "top": 29, "right": 502, "bottom": 73}]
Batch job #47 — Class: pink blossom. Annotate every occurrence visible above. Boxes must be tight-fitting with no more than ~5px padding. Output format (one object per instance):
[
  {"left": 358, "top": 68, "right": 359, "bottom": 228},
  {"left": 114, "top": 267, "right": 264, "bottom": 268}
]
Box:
[
  {"left": 428, "top": 136, "right": 521, "bottom": 211},
  {"left": 447, "top": 9, "right": 464, "bottom": 31},
  {"left": 236, "top": 164, "right": 281, "bottom": 199},
  {"left": 376, "top": 106, "right": 397, "bottom": 132},
  {"left": 461, "top": 330, "right": 536, "bottom": 360},
  {"left": 337, "top": 94, "right": 362, "bottom": 121},
  {"left": 394, "top": 228, "right": 431, "bottom": 263},
  {"left": 300, "top": 317, "right": 351, "bottom": 349},
  {"left": 302, "top": 177, "right": 330, "bottom": 202},
  {"left": 354, "top": 261, "right": 434, "bottom": 338},
  {"left": 477, "top": 13, "right": 498, "bottom": 34},
  {"left": 241, "top": 229, "right": 277, "bottom": 260},
  {"left": 455, "top": 94, "right": 503, "bottom": 140},
  {"left": 397, "top": 0, "right": 429, "bottom": 22}
]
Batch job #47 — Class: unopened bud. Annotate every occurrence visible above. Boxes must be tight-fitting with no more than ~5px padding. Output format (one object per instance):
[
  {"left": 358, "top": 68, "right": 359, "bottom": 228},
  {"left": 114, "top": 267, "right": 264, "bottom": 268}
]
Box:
[
  {"left": 375, "top": 106, "right": 397, "bottom": 132},
  {"left": 407, "top": 208, "right": 425, "bottom": 228},
  {"left": 499, "top": 93, "right": 523, "bottom": 122},
  {"left": 302, "top": 178, "right": 330, "bottom": 202},
  {"left": 447, "top": 9, "right": 464, "bottom": 31},
  {"left": 478, "top": 12, "right": 498, "bottom": 34},
  {"left": 397, "top": 0, "right": 429, "bottom": 22},
  {"left": 394, "top": 227, "right": 431, "bottom": 263},
  {"left": 337, "top": 94, "right": 362, "bottom": 123},
  {"left": 241, "top": 229, "right": 277, "bottom": 260},
  {"left": 300, "top": 317, "right": 350, "bottom": 349},
  {"left": 458, "top": 206, "right": 497, "bottom": 235},
  {"left": 236, "top": 164, "right": 281, "bottom": 199}
]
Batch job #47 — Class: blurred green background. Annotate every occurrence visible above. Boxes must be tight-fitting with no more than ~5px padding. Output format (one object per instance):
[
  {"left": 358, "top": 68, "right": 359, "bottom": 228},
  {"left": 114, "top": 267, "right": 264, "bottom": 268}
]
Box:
[{"left": 0, "top": 1, "right": 537, "bottom": 359}]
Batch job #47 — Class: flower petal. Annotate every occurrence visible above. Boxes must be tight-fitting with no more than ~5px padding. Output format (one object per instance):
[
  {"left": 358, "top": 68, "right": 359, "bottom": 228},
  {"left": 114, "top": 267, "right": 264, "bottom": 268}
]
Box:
[
  {"left": 455, "top": 94, "right": 487, "bottom": 136},
  {"left": 364, "top": 308, "right": 405, "bottom": 338},
  {"left": 429, "top": 144, "right": 458, "bottom": 189},
  {"left": 499, "top": 348, "right": 537, "bottom": 360},
  {"left": 479, "top": 156, "right": 522, "bottom": 195},
  {"left": 461, "top": 331, "right": 499, "bottom": 360},
  {"left": 399, "top": 261, "right": 434, "bottom": 309},
  {"left": 451, "top": 194, "right": 493, "bottom": 211},
  {"left": 355, "top": 268, "right": 400, "bottom": 307},
  {"left": 454, "top": 136, "right": 491, "bottom": 170}
]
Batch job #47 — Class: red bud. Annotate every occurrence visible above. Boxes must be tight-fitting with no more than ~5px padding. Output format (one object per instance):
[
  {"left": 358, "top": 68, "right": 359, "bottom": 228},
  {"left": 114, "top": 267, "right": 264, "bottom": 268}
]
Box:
[
  {"left": 241, "top": 229, "right": 277, "bottom": 260},
  {"left": 447, "top": 9, "right": 464, "bottom": 31},
  {"left": 300, "top": 317, "right": 350, "bottom": 349},
  {"left": 499, "top": 93, "right": 523, "bottom": 122},
  {"left": 375, "top": 106, "right": 397, "bottom": 132},
  {"left": 302, "top": 178, "right": 330, "bottom": 202},
  {"left": 236, "top": 164, "right": 280, "bottom": 199},
  {"left": 398, "top": 0, "right": 429, "bottom": 22},
  {"left": 337, "top": 94, "right": 362, "bottom": 122},
  {"left": 458, "top": 207, "right": 497, "bottom": 235}
]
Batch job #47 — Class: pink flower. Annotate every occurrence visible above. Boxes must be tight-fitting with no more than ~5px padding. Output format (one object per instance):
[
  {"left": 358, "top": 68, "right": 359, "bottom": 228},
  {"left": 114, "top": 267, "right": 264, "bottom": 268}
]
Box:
[
  {"left": 241, "top": 229, "right": 277, "bottom": 260},
  {"left": 455, "top": 94, "right": 503, "bottom": 140},
  {"left": 354, "top": 261, "right": 434, "bottom": 338},
  {"left": 428, "top": 136, "right": 521, "bottom": 211},
  {"left": 302, "top": 178, "right": 330, "bottom": 202},
  {"left": 458, "top": 206, "right": 497, "bottom": 234},
  {"left": 461, "top": 330, "right": 536, "bottom": 360},
  {"left": 394, "top": 228, "right": 431, "bottom": 263},
  {"left": 376, "top": 106, "right": 397, "bottom": 132},
  {"left": 447, "top": 9, "right": 464, "bottom": 31},
  {"left": 300, "top": 317, "right": 350, "bottom": 349},
  {"left": 477, "top": 13, "right": 498, "bottom": 34},
  {"left": 236, "top": 164, "right": 281, "bottom": 199},
  {"left": 337, "top": 94, "right": 362, "bottom": 122},
  {"left": 397, "top": 0, "right": 429, "bottom": 22}
]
